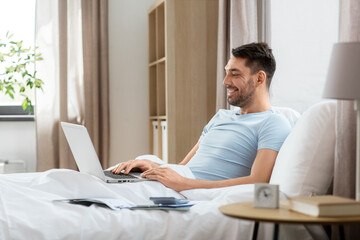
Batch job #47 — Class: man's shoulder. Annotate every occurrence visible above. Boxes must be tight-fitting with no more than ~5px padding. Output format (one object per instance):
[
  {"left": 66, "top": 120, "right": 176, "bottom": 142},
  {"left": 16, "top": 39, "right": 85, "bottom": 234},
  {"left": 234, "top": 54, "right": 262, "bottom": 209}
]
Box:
[
  {"left": 268, "top": 110, "right": 295, "bottom": 127},
  {"left": 260, "top": 111, "right": 292, "bottom": 133}
]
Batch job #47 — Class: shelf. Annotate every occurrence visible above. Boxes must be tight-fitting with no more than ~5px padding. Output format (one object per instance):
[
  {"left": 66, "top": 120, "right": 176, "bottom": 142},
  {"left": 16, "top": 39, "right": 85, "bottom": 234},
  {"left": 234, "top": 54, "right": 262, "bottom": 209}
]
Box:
[
  {"left": 147, "top": 0, "right": 218, "bottom": 163},
  {"left": 149, "top": 57, "right": 166, "bottom": 67},
  {"left": 149, "top": 116, "right": 167, "bottom": 120}
]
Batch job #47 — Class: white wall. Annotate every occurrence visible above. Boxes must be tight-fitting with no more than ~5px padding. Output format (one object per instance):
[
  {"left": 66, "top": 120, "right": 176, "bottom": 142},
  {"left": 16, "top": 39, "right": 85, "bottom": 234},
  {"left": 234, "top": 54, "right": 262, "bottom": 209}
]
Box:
[
  {"left": 269, "top": 0, "right": 339, "bottom": 113},
  {"left": 0, "top": 121, "right": 37, "bottom": 172},
  {"left": 108, "top": 0, "right": 156, "bottom": 166}
]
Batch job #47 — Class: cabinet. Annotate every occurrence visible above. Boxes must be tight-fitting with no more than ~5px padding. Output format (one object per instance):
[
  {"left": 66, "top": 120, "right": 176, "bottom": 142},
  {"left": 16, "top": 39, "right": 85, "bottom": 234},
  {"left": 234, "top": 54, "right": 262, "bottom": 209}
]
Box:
[{"left": 148, "top": 0, "right": 218, "bottom": 164}]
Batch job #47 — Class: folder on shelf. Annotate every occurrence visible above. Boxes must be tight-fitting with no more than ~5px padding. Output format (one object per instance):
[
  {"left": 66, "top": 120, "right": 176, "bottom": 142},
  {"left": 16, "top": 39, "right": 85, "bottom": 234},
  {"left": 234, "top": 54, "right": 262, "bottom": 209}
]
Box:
[
  {"left": 161, "top": 121, "right": 168, "bottom": 163},
  {"left": 152, "top": 121, "right": 158, "bottom": 156}
]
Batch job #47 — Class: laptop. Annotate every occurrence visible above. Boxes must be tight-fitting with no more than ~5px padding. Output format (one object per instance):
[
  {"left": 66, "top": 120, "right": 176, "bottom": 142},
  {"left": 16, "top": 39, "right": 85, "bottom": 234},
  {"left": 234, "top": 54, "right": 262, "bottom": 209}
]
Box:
[{"left": 61, "top": 122, "right": 151, "bottom": 183}]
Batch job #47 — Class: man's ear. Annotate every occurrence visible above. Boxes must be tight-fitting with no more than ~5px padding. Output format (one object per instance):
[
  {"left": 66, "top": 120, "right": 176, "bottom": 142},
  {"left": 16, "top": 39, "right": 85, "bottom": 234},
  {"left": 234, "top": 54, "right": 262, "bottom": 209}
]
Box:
[{"left": 256, "top": 71, "right": 267, "bottom": 87}]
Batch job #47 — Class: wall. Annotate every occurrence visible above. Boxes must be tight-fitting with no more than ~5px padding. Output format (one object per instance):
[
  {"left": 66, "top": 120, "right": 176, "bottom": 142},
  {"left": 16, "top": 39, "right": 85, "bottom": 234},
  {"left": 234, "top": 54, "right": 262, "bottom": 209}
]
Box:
[
  {"left": 108, "top": 0, "right": 156, "bottom": 166},
  {"left": 269, "top": 0, "right": 339, "bottom": 113},
  {"left": 0, "top": 121, "right": 36, "bottom": 172}
]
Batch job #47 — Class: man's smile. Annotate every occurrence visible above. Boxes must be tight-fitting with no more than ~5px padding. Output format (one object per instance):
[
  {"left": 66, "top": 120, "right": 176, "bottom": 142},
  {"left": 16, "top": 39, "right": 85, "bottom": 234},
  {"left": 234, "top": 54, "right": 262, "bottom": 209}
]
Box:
[{"left": 227, "top": 87, "right": 238, "bottom": 96}]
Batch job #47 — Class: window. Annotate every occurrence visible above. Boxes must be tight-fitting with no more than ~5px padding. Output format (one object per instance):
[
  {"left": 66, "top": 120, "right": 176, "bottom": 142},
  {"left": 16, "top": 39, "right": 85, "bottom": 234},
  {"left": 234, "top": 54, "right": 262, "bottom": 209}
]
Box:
[
  {"left": 269, "top": 0, "right": 339, "bottom": 113},
  {"left": 0, "top": 0, "right": 36, "bottom": 119}
]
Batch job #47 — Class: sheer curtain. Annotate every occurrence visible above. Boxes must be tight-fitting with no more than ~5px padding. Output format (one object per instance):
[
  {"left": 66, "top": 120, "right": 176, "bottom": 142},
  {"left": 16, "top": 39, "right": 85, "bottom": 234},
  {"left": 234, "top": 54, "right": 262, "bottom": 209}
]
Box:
[
  {"left": 216, "top": 0, "right": 259, "bottom": 111},
  {"left": 35, "top": 0, "right": 109, "bottom": 171}
]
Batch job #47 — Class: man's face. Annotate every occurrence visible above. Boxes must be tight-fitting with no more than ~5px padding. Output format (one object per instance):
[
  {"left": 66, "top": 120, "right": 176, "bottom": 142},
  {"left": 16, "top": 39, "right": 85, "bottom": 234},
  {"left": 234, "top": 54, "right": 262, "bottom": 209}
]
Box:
[{"left": 223, "top": 57, "right": 256, "bottom": 108}]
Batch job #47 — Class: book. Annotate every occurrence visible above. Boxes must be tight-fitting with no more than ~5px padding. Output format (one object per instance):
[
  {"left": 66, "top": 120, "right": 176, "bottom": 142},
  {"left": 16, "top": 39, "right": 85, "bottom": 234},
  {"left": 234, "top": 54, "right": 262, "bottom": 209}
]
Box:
[{"left": 290, "top": 195, "right": 360, "bottom": 217}]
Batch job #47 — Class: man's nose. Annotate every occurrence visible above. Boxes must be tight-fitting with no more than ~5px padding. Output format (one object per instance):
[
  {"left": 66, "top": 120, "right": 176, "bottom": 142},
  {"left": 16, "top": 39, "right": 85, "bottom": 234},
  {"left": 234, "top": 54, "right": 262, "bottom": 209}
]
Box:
[{"left": 223, "top": 74, "right": 230, "bottom": 86}]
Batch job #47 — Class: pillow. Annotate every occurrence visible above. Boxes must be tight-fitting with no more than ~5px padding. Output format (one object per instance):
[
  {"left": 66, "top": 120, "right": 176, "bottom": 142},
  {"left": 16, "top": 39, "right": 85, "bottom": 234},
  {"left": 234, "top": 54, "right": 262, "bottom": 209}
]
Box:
[
  {"left": 272, "top": 106, "right": 301, "bottom": 128},
  {"left": 269, "top": 101, "right": 336, "bottom": 197}
]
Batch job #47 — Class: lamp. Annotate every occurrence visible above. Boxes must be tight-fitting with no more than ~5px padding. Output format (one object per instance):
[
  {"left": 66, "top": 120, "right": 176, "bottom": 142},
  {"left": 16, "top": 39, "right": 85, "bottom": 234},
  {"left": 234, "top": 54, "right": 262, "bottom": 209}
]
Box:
[{"left": 323, "top": 42, "right": 360, "bottom": 201}]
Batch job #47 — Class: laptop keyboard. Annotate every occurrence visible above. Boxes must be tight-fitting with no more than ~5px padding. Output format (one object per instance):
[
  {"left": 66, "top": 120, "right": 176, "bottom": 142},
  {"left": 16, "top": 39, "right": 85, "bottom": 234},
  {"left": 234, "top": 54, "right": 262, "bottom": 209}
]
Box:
[{"left": 104, "top": 171, "right": 138, "bottom": 179}]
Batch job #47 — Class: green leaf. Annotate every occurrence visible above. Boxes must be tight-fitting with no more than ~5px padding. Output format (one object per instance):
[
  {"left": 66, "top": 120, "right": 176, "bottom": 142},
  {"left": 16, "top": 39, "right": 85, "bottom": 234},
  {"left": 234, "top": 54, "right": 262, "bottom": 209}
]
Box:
[
  {"left": 22, "top": 97, "right": 34, "bottom": 114},
  {"left": 6, "top": 66, "right": 15, "bottom": 73},
  {"left": 29, "top": 105, "right": 34, "bottom": 114},
  {"left": 26, "top": 80, "right": 34, "bottom": 88},
  {"left": 35, "top": 78, "right": 44, "bottom": 88},
  {"left": 22, "top": 98, "right": 29, "bottom": 110},
  {"left": 5, "top": 89, "right": 14, "bottom": 99},
  {"left": 16, "top": 41, "right": 23, "bottom": 48},
  {"left": 6, "top": 85, "right": 14, "bottom": 92}
]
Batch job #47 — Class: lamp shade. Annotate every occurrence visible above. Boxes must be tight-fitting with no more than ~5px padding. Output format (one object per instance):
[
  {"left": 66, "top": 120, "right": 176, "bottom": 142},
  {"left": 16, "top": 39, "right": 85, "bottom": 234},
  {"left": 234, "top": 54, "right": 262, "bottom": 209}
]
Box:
[{"left": 323, "top": 42, "right": 360, "bottom": 100}]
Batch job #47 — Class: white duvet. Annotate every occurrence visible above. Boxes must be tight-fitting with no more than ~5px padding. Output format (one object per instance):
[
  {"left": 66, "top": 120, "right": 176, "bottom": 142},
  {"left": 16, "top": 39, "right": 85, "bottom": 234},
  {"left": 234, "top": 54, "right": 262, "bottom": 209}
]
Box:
[{"left": 0, "top": 168, "right": 257, "bottom": 240}]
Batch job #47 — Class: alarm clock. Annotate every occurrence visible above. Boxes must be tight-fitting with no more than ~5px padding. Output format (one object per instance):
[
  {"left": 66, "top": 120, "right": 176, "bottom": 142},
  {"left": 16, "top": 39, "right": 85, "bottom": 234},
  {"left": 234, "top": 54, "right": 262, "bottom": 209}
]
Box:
[{"left": 253, "top": 183, "right": 279, "bottom": 209}]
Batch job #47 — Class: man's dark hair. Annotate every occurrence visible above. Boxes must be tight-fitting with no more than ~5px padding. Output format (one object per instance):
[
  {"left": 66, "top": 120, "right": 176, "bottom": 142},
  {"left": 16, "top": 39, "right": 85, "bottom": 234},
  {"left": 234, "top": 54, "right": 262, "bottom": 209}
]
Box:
[{"left": 232, "top": 42, "right": 276, "bottom": 89}]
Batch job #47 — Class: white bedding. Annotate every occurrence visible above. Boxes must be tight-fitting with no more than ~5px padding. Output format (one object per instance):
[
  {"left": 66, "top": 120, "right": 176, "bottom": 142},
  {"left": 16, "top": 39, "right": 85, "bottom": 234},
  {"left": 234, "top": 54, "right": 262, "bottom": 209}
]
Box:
[
  {"left": 0, "top": 169, "right": 256, "bottom": 240},
  {"left": 0, "top": 103, "right": 337, "bottom": 239}
]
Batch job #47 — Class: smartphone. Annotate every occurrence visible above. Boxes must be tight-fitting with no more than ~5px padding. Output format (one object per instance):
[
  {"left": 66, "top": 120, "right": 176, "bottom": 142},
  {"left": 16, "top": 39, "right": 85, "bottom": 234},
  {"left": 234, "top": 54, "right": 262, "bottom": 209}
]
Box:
[{"left": 149, "top": 197, "right": 189, "bottom": 205}]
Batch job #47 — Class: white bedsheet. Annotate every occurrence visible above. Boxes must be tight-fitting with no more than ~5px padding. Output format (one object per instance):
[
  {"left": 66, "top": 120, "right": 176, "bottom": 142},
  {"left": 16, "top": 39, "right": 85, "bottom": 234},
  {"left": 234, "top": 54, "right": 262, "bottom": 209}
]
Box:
[{"left": 0, "top": 169, "right": 256, "bottom": 240}]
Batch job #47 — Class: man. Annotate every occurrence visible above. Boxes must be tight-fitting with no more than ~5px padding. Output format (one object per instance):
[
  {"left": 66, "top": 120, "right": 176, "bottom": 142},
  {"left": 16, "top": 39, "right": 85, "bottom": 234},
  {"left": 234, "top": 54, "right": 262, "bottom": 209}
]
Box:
[{"left": 111, "top": 42, "right": 291, "bottom": 192}]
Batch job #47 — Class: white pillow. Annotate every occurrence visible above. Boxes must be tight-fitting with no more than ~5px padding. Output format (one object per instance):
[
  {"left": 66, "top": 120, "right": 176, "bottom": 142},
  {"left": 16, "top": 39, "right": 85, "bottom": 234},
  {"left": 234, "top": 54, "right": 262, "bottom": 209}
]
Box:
[
  {"left": 272, "top": 106, "right": 301, "bottom": 128},
  {"left": 269, "top": 101, "right": 336, "bottom": 197}
]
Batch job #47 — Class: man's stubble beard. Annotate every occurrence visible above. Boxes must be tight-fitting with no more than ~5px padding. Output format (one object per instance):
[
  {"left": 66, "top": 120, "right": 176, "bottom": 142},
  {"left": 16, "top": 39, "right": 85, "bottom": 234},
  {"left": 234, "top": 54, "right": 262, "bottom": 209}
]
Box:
[{"left": 227, "top": 77, "right": 256, "bottom": 108}]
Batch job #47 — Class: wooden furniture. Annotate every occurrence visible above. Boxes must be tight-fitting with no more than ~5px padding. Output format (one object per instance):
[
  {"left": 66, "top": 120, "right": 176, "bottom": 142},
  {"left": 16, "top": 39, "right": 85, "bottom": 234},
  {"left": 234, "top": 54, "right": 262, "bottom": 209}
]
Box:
[
  {"left": 147, "top": 0, "right": 218, "bottom": 163},
  {"left": 219, "top": 201, "right": 360, "bottom": 240}
]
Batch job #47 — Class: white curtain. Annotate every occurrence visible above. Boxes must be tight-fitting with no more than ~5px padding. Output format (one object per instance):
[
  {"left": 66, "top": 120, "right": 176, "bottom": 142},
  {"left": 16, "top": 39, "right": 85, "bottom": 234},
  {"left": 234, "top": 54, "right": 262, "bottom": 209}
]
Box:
[{"left": 35, "top": 0, "right": 109, "bottom": 171}]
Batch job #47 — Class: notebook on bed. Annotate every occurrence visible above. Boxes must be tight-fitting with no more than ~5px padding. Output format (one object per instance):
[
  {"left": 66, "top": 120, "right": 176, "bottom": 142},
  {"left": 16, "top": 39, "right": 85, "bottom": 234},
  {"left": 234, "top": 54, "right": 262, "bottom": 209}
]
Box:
[{"left": 61, "top": 122, "right": 151, "bottom": 183}]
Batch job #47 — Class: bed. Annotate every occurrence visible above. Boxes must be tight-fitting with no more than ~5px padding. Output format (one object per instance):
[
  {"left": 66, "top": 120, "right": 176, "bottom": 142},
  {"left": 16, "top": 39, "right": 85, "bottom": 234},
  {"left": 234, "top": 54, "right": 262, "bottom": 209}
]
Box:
[{"left": 0, "top": 102, "right": 336, "bottom": 240}]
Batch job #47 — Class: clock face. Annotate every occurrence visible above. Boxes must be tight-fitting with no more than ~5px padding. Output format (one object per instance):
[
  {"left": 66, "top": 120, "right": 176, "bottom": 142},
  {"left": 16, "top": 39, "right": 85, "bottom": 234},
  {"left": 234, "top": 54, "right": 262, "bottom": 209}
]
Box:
[
  {"left": 253, "top": 183, "right": 279, "bottom": 209},
  {"left": 257, "top": 187, "right": 273, "bottom": 201}
]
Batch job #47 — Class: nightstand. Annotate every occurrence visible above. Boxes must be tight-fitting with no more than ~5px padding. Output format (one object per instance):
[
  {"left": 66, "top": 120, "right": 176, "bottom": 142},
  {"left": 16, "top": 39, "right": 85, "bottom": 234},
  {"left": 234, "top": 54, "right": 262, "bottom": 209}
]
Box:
[{"left": 219, "top": 200, "right": 360, "bottom": 240}]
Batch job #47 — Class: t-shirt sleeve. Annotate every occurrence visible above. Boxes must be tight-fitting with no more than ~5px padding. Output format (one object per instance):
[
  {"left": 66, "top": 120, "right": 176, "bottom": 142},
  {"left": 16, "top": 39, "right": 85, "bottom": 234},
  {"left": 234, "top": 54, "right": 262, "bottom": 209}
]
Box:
[
  {"left": 258, "top": 113, "right": 292, "bottom": 151},
  {"left": 198, "top": 110, "right": 220, "bottom": 142}
]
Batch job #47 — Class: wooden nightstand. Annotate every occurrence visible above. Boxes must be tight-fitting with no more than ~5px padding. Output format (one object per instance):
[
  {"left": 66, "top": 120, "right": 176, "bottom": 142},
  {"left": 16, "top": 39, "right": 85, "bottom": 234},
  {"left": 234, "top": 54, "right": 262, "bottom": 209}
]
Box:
[{"left": 219, "top": 200, "right": 360, "bottom": 240}]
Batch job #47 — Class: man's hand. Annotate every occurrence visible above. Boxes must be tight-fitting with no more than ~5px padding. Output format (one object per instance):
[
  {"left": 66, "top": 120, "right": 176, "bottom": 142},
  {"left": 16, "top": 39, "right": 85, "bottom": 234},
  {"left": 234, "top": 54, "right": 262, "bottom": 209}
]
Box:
[
  {"left": 110, "top": 159, "right": 159, "bottom": 175},
  {"left": 141, "top": 167, "right": 189, "bottom": 192}
]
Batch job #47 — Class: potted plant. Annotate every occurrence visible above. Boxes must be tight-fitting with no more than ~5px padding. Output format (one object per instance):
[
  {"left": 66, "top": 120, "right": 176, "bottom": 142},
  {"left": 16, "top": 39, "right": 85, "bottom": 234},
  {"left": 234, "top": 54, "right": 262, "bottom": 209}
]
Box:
[{"left": 0, "top": 32, "right": 43, "bottom": 114}]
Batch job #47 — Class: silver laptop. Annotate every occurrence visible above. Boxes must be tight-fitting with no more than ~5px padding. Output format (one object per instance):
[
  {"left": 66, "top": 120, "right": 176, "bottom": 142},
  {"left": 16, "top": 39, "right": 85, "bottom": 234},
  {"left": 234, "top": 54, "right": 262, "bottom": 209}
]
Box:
[{"left": 61, "top": 122, "right": 150, "bottom": 183}]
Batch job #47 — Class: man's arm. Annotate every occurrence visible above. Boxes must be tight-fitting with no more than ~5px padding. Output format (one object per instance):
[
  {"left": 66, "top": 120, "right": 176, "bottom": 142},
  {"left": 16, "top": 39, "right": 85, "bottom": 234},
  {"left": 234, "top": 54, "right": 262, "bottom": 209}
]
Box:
[
  {"left": 178, "top": 142, "right": 200, "bottom": 165},
  {"left": 141, "top": 148, "right": 278, "bottom": 192},
  {"left": 110, "top": 142, "right": 200, "bottom": 174}
]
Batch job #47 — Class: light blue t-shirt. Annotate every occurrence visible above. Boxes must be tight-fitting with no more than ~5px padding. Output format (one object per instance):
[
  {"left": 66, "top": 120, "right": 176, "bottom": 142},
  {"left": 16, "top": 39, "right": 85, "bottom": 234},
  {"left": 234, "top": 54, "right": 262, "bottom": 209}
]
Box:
[{"left": 186, "top": 109, "right": 291, "bottom": 181}]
